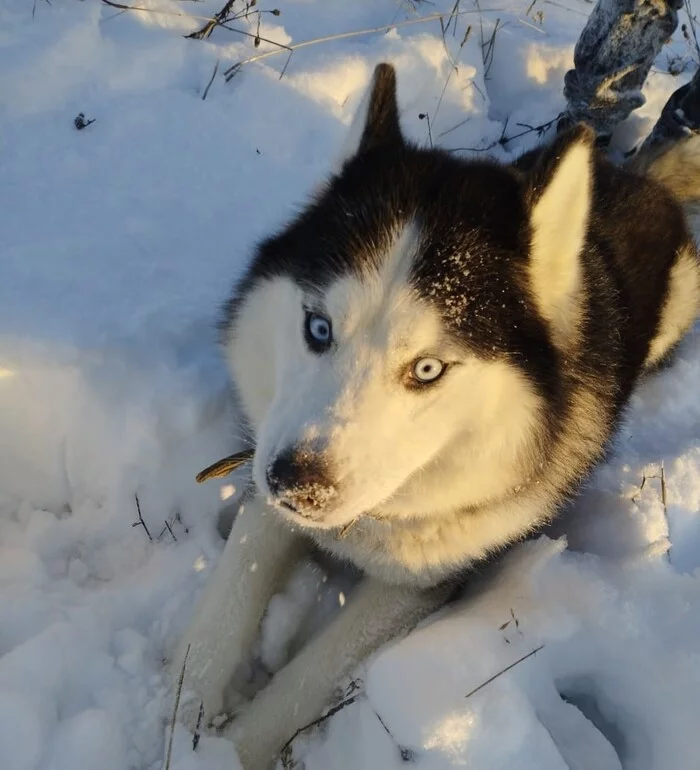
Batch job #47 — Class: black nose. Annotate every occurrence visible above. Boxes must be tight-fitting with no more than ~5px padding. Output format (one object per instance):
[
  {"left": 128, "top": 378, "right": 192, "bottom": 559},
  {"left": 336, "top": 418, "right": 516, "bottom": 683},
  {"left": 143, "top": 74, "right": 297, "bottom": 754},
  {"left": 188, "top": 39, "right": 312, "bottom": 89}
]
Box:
[{"left": 266, "top": 447, "right": 335, "bottom": 515}]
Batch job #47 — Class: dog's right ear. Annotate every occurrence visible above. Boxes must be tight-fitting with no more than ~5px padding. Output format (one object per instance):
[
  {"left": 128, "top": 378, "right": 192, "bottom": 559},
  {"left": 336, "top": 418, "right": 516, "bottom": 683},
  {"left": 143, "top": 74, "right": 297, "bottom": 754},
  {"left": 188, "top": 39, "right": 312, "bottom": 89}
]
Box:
[
  {"left": 526, "top": 124, "right": 594, "bottom": 350},
  {"left": 335, "top": 63, "right": 403, "bottom": 167}
]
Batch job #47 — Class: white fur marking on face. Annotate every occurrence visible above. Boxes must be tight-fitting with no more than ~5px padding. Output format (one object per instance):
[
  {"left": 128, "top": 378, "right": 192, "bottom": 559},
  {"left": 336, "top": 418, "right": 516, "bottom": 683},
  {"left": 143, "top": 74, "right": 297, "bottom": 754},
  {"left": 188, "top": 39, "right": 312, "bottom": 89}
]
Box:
[
  {"left": 529, "top": 140, "right": 591, "bottom": 348},
  {"left": 228, "top": 221, "right": 543, "bottom": 537},
  {"left": 324, "top": 222, "right": 422, "bottom": 339},
  {"left": 225, "top": 278, "right": 302, "bottom": 430}
]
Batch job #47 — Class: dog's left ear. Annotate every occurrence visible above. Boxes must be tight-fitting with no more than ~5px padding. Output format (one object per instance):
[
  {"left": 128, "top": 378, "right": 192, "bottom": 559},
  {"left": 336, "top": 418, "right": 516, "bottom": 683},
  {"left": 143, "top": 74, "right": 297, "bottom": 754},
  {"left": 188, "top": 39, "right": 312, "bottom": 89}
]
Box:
[
  {"left": 336, "top": 63, "right": 403, "bottom": 166},
  {"left": 526, "top": 124, "right": 595, "bottom": 349}
]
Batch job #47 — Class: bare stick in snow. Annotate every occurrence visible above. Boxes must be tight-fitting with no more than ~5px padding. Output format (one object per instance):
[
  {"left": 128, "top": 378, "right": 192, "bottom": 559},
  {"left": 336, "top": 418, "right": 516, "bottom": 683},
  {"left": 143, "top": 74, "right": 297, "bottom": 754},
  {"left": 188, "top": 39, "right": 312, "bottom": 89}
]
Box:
[
  {"left": 159, "top": 519, "right": 178, "bottom": 543},
  {"left": 374, "top": 710, "right": 415, "bottom": 763},
  {"left": 482, "top": 17, "right": 503, "bottom": 79},
  {"left": 164, "top": 644, "right": 191, "bottom": 770},
  {"left": 192, "top": 701, "right": 205, "bottom": 751},
  {"left": 464, "top": 644, "right": 545, "bottom": 700},
  {"left": 202, "top": 60, "right": 220, "bottom": 101},
  {"left": 418, "top": 112, "right": 434, "bottom": 147},
  {"left": 100, "top": 0, "right": 268, "bottom": 28},
  {"left": 660, "top": 462, "right": 672, "bottom": 563},
  {"left": 447, "top": 113, "right": 559, "bottom": 152},
  {"left": 279, "top": 693, "right": 360, "bottom": 761},
  {"left": 223, "top": 8, "right": 516, "bottom": 81},
  {"left": 434, "top": 23, "right": 472, "bottom": 123},
  {"left": 132, "top": 494, "right": 153, "bottom": 541},
  {"left": 186, "top": 0, "right": 237, "bottom": 40}
]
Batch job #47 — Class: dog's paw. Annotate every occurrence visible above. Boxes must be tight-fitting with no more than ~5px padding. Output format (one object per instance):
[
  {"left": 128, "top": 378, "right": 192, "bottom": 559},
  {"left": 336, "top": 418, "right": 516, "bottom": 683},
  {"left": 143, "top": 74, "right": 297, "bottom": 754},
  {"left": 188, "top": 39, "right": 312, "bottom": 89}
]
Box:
[{"left": 222, "top": 699, "right": 284, "bottom": 770}]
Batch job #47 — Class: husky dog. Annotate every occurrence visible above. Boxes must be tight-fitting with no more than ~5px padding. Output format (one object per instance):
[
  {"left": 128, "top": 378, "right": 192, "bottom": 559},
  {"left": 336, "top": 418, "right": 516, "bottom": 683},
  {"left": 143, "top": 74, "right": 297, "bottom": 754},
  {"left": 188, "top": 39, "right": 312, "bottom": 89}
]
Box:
[{"left": 171, "top": 63, "right": 700, "bottom": 769}]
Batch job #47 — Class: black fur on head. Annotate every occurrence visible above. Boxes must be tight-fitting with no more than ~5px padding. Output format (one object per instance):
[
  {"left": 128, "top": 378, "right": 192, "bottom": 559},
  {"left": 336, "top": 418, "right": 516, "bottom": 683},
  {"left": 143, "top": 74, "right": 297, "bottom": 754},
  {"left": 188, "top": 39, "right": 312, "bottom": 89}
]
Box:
[{"left": 223, "top": 62, "right": 691, "bottom": 423}]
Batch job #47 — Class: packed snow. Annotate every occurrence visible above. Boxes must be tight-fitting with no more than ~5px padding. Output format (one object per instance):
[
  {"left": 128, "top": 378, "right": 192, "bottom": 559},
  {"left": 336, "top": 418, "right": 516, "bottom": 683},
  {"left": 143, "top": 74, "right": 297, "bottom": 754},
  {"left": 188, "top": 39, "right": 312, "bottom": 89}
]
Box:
[{"left": 2, "top": 0, "right": 700, "bottom": 768}]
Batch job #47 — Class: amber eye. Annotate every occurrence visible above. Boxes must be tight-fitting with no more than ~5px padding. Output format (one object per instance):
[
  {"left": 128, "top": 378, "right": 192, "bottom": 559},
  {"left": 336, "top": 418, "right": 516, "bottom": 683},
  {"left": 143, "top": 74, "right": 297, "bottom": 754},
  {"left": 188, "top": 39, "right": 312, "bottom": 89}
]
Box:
[{"left": 411, "top": 357, "right": 446, "bottom": 384}]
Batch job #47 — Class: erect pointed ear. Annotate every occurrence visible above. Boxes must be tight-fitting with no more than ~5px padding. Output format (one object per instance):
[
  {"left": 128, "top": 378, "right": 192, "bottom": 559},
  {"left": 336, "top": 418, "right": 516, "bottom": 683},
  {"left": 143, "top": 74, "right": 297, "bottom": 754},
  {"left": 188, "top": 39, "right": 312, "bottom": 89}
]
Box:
[
  {"left": 335, "top": 63, "right": 403, "bottom": 167},
  {"left": 527, "top": 124, "right": 595, "bottom": 349}
]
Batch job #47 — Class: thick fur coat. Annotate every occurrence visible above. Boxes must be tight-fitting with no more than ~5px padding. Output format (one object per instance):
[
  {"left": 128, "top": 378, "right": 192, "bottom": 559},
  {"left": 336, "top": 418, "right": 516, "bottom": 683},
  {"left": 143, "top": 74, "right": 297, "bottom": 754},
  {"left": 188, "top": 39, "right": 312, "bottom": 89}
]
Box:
[{"left": 170, "top": 64, "right": 700, "bottom": 769}]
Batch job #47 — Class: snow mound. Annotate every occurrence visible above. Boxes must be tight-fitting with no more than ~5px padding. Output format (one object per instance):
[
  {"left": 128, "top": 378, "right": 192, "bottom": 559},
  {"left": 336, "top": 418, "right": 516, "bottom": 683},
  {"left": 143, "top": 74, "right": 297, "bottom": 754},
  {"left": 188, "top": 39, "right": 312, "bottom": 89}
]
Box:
[{"left": 1, "top": 1, "right": 700, "bottom": 769}]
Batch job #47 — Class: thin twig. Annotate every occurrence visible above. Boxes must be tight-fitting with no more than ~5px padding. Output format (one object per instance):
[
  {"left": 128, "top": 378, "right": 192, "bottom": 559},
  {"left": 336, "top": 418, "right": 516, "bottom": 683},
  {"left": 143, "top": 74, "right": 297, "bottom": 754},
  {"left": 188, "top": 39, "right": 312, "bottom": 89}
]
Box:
[
  {"left": 279, "top": 694, "right": 359, "bottom": 758},
  {"left": 100, "top": 0, "right": 217, "bottom": 22},
  {"left": 99, "top": 0, "right": 274, "bottom": 30},
  {"left": 217, "top": 22, "right": 293, "bottom": 55},
  {"left": 279, "top": 49, "right": 295, "bottom": 79},
  {"left": 660, "top": 462, "right": 671, "bottom": 563},
  {"left": 476, "top": 0, "right": 486, "bottom": 64},
  {"left": 187, "top": 0, "right": 236, "bottom": 39},
  {"left": 192, "top": 701, "right": 205, "bottom": 751},
  {"left": 375, "top": 711, "right": 415, "bottom": 762},
  {"left": 438, "top": 113, "right": 471, "bottom": 137},
  {"left": 174, "top": 512, "right": 190, "bottom": 535},
  {"left": 223, "top": 7, "right": 516, "bottom": 81},
  {"left": 132, "top": 494, "right": 153, "bottom": 541},
  {"left": 434, "top": 24, "right": 472, "bottom": 122},
  {"left": 660, "top": 463, "right": 668, "bottom": 509},
  {"left": 202, "top": 59, "right": 220, "bottom": 100},
  {"left": 517, "top": 16, "right": 546, "bottom": 33},
  {"left": 164, "top": 644, "right": 191, "bottom": 770},
  {"left": 159, "top": 519, "right": 178, "bottom": 543},
  {"left": 443, "top": 0, "right": 462, "bottom": 38},
  {"left": 465, "top": 644, "right": 545, "bottom": 699},
  {"left": 419, "top": 112, "right": 434, "bottom": 146},
  {"left": 32, "top": 0, "right": 51, "bottom": 20},
  {"left": 448, "top": 113, "right": 558, "bottom": 152},
  {"left": 188, "top": 1, "right": 280, "bottom": 40},
  {"left": 482, "top": 18, "right": 502, "bottom": 79}
]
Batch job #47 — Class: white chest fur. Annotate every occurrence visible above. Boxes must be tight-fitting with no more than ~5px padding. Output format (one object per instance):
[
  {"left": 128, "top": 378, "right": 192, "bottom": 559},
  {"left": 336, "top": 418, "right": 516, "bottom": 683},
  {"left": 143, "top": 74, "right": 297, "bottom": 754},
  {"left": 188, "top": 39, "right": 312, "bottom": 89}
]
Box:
[{"left": 309, "top": 489, "right": 553, "bottom": 588}]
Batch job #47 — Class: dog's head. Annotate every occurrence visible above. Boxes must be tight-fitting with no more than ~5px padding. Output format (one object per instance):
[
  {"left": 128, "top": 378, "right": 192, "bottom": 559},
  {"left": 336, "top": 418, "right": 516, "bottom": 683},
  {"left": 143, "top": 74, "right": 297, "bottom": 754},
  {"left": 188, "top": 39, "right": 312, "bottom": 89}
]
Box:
[{"left": 223, "top": 64, "right": 595, "bottom": 530}]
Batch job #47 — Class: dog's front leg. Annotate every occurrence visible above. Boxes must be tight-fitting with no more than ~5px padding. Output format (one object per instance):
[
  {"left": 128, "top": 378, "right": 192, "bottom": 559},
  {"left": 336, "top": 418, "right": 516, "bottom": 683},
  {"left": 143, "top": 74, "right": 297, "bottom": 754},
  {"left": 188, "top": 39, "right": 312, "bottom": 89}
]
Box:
[
  {"left": 170, "top": 494, "right": 307, "bottom": 728},
  {"left": 227, "top": 577, "right": 451, "bottom": 770}
]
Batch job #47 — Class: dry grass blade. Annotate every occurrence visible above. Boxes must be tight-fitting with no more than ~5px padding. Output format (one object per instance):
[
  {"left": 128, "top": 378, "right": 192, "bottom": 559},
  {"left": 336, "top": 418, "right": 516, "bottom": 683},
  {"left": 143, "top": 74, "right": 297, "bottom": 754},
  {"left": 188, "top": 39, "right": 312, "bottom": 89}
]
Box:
[
  {"left": 101, "top": 0, "right": 218, "bottom": 23},
  {"left": 279, "top": 693, "right": 359, "bottom": 760},
  {"left": 482, "top": 17, "right": 502, "bottom": 79},
  {"left": 465, "top": 644, "right": 544, "bottom": 699},
  {"left": 202, "top": 59, "right": 220, "bottom": 100},
  {"left": 434, "top": 23, "right": 472, "bottom": 122},
  {"left": 196, "top": 449, "right": 255, "bottom": 483},
  {"left": 132, "top": 493, "right": 153, "bottom": 540},
  {"left": 222, "top": 7, "right": 516, "bottom": 81},
  {"left": 164, "top": 644, "right": 191, "bottom": 770},
  {"left": 186, "top": 0, "right": 237, "bottom": 40}
]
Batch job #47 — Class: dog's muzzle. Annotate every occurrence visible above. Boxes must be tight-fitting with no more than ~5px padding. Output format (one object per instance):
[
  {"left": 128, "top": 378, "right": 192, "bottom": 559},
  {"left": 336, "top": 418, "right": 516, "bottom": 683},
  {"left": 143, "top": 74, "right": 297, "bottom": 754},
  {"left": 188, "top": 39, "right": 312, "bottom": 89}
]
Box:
[{"left": 266, "top": 447, "right": 337, "bottom": 518}]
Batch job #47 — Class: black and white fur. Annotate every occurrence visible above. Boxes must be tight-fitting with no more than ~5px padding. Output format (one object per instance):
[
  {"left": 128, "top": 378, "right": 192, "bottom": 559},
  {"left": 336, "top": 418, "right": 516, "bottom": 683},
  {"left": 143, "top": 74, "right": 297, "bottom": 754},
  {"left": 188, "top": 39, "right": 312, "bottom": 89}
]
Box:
[{"left": 171, "top": 64, "right": 700, "bottom": 769}]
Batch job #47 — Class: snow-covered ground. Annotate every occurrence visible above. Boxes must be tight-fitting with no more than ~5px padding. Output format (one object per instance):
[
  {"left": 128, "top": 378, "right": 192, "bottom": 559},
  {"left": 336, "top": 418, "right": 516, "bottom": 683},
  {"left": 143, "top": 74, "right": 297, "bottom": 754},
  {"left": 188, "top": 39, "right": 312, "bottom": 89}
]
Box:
[{"left": 2, "top": 0, "right": 700, "bottom": 768}]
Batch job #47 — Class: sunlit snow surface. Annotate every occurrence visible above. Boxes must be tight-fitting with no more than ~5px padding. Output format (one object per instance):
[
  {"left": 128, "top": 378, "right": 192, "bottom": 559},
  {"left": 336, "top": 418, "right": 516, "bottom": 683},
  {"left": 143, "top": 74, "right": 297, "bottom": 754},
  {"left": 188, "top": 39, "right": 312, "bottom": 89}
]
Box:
[{"left": 1, "top": 1, "right": 700, "bottom": 768}]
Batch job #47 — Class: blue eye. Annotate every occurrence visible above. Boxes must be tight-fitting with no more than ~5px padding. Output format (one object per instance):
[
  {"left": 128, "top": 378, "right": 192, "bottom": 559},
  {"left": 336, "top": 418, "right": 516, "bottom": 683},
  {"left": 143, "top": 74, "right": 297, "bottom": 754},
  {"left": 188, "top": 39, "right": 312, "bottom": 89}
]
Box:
[
  {"left": 411, "top": 357, "right": 445, "bottom": 384},
  {"left": 304, "top": 311, "right": 332, "bottom": 352}
]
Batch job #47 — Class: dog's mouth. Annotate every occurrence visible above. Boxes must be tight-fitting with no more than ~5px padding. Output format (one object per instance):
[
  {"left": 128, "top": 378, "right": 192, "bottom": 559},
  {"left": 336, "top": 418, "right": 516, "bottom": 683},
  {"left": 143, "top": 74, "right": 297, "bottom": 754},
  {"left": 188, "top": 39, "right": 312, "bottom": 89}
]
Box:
[
  {"left": 261, "top": 483, "right": 375, "bottom": 535},
  {"left": 266, "top": 493, "right": 350, "bottom": 528}
]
